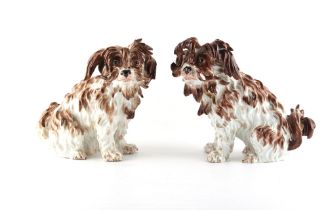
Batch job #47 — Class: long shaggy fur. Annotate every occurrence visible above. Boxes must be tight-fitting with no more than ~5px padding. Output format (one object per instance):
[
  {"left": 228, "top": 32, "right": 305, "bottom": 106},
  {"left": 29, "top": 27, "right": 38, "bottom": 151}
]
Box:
[
  {"left": 39, "top": 39, "right": 156, "bottom": 161},
  {"left": 171, "top": 37, "right": 316, "bottom": 163}
]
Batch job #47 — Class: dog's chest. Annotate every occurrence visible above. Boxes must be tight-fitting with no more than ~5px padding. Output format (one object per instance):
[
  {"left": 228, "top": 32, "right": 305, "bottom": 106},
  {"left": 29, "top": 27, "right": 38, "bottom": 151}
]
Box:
[
  {"left": 113, "top": 93, "right": 128, "bottom": 114},
  {"left": 112, "top": 91, "right": 140, "bottom": 121}
]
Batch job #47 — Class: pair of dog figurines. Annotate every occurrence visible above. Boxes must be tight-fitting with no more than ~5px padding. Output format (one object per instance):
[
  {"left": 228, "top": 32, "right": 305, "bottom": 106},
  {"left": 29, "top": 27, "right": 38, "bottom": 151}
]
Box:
[{"left": 38, "top": 38, "right": 316, "bottom": 163}]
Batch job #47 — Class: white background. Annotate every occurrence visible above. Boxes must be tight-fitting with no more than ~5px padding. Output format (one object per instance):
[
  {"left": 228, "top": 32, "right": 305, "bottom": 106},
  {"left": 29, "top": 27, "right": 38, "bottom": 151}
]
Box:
[{"left": 0, "top": 0, "right": 327, "bottom": 209}]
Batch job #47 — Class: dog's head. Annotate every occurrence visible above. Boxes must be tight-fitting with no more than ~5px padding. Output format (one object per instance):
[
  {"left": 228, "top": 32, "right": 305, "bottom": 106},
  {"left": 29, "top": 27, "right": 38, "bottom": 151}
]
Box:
[
  {"left": 171, "top": 37, "right": 240, "bottom": 85},
  {"left": 85, "top": 39, "right": 156, "bottom": 88}
]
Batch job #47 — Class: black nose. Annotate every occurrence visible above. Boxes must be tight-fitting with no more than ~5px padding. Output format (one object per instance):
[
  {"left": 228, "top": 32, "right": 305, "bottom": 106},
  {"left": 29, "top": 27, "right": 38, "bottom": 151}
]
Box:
[
  {"left": 121, "top": 69, "right": 131, "bottom": 77},
  {"left": 183, "top": 66, "right": 192, "bottom": 74}
]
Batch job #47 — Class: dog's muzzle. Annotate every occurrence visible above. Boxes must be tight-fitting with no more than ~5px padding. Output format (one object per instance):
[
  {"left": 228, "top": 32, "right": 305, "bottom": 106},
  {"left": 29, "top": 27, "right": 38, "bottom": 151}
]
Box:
[
  {"left": 183, "top": 66, "right": 192, "bottom": 74},
  {"left": 121, "top": 69, "right": 131, "bottom": 78}
]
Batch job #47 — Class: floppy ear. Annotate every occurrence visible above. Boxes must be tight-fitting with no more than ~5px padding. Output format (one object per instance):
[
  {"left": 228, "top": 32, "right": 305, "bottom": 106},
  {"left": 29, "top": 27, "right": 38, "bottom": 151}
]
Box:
[
  {"left": 145, "top": 55, "right": 157, "bottom": 80},
  {"left": 130, "top": 39, "right": 157, "bottom": 86},
  {"left": 301, "top": 117, "right": 316, "bottom": 139},
  {"left": 211, "top": 39, "right": 240, "bottom": 80},
  {"left": 84, "top": 49, "right": 105, "bottom": 80},
  {"left": 130, "top": 39, "right": 153, "bottom": 55}
]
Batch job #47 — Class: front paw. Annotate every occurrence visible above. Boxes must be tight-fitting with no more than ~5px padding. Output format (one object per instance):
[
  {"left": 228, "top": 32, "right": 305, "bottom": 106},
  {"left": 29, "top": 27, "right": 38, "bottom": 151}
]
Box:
[
  {"left": 242, "top": 146, "right": 251, "bottom": 155},
  {"left": 204, "top": 142, "right": 216, "bottom": 154},
  {"left": 102, "top": 150, "right": 123, "bottom": 162},
  {"left": 122, "top": 144, "right": 138, "bottom": 155},
  {"left": 207, "top": 150, "right": 225, "bottom": 163},
  {"left": 72, "top": 151, "right": 87, "bottom": 160},
  {"left": 242, "top": 153, "right": 257, "bottom": 163}
]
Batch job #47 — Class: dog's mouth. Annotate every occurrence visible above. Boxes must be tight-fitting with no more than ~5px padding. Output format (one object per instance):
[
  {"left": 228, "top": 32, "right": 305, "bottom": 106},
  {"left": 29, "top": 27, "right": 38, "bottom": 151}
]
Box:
[
  {"left": 182, "top": 74, "right": 198, "bottom": 81},
  {"left": 117, "top": 74, "right": 135, "bottom": 83},
  {"left": 182, "top": 71, "right": 199, "bottom": 81},
  {"left": 119, "top": 77, "right": 133, "bottom": 82}
]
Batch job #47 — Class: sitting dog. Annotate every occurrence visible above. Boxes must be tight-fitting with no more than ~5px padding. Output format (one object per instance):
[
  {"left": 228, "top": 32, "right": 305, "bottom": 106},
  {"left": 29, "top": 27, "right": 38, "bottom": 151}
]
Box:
[
  {"left": 39, "top": 39, "right": 156, "bottom": 161},
  {"left": 171, "top": 37, "right": 315, "bottom": 163}
]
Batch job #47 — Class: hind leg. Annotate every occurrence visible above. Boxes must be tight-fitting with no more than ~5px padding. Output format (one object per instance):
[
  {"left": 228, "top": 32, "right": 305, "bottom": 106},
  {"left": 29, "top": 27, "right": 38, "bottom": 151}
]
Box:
[
  {"left": 243, "top": 127, "right": 287, "bottom": 163},
  {"left": 49, "top": 128, "right": 88, "bottom": 160}
]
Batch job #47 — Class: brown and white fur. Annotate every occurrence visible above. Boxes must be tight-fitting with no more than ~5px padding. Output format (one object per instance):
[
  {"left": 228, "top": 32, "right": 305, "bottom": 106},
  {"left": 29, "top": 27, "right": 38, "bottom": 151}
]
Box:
[
  {"left": 171, "top": 37, "right": 315, "bottom": 163},
  {"left": 38, "top": 39, "right": 156, "bottom": 161}
]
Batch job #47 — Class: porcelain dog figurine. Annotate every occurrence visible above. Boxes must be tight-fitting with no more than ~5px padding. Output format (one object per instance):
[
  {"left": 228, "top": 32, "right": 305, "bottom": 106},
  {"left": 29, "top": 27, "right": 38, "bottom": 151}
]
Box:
[
  {"left": 171, "top": 37, "right": 315, "bottom": 163},
  {"left": 39, "top": 39, "right": 156, "bottom": 161}
]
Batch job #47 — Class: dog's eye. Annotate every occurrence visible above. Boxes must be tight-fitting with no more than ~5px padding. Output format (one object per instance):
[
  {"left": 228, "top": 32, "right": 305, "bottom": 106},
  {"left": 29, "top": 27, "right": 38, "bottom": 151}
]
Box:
[
  {"left": 112, "top": 57, "right": 122, "bottom": 66},
  {"left": 132, "top": 60, "right": 140, "bottom": 67},
  {"left": 197, "top": 57, "right": 205, "bottom": 65}
]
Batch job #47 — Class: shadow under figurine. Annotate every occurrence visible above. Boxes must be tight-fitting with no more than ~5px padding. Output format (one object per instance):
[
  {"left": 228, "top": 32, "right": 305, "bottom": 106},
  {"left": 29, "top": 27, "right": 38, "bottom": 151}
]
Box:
[
  {"left": 171, "top": 37, "right": 315, "bottom": 163},
  {"left": 39, "top": 39, "right": 156, "bottom": 161}
]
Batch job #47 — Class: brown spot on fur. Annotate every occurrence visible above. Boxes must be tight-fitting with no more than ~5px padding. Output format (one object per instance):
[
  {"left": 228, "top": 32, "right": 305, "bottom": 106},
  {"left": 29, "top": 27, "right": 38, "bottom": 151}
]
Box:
[
  {"left": 184, "top": 84, "right": 192, "bottom": 96},
  {"left": 192, "top": 87, "right": 203, "bottom": 102},
  {"left": 73, "top": 80, "right": 88, "bottom": 93},
  {"left": 65, "top": 93, "right": 74, "bottom": 102},
  {"left": 219, "top": 79, "right": 229, "bottom": 86},
  {"left": 39, "top": 102, "right": 60, "bottom": 127},
  {"left": 203, "top": 81, "right": 217, "bottom": 104},
  {"left": 239, "top": 73, "right": 289, "bottom": 131},
  {"left": 96, "top": 84, "right": 115, "bottom": 122},
  {"left": 51, "top": 109, "right": 85, "bottom": 136},
  {"left": 138, "top": 87, "right": 144, "bottom": 98},
  {"left": 242, "top": 95, "right": 256, "bottom": 108},
  {"left": 241, "top": 73, "right": 284, "bottom": 112},
  {"left": 278, "top": 102, "right": 284, "bottom": 111},
  {"left": 78, "top": 100, "right": 83, "bottom": 112},
  {"left": 204, "top": 80, "right": 217, "bottom": 94},
  {"left": 132, "top": 96, "right": 141, "bottom": 109},
  {"left": 79, "top": 88, "right": 92, "bottom": 111},
  {"left": 124, "top": 107, "right": 135, "bottom": 119},
  {"left": 121, "top": 86, "right": 138, "bottom": 100},
  {"left": 255, "top": 126, "right": 284, "bottom": 149},
  {"left": 215, "top": 88, "right": 239, "bottom": 121},
  {"left": 198, "top": 100, "right": 211, "bottom": 116}
]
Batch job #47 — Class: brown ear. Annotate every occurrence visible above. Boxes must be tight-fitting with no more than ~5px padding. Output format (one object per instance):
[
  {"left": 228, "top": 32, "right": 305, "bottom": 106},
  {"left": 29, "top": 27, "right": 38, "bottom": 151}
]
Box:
[
  {"left": 84, "top": 49, "right": 105, "bottom": 80},
  {"left": 173, "top": 37, "right": 200, "bottom": 54},
  {"left": 130, "top": 39, "right": 153, "bottom": 55},
  {"left": 211, "top": 39, "right": 240, "bottom": 80},
  {"left": 145, "top": 55, "right": 157, "bottom": 80},
  {"left": 130, "top": 39, "right": 156, "bottom": 86},
  {"left": 302, "top": 117, "right": 316, "bottom": 139}
]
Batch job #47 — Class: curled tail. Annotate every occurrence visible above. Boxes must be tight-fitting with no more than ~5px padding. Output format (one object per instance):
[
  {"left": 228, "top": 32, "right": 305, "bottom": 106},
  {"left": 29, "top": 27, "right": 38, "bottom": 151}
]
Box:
[
  {"left": 38, "top": 102, "right": 59, "bottom": 139},
  {"left": 287, "top": 105, "right": 316, "bottom": 150}
]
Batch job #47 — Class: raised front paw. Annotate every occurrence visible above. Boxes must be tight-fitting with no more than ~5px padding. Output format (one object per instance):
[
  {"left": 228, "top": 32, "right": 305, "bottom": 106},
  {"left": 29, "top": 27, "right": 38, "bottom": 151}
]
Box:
[
  {"left": 207, "top": 150, "right": 225, "bottom": 163},
  {"left": 102, "top": 150, "right": 123, "bottom": 162},
  {"left": 122, "top": 144, "right": 138, "bottom": 155},
  {"left": 204, "top": 142, "right": 216, "bottom": 154}
]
